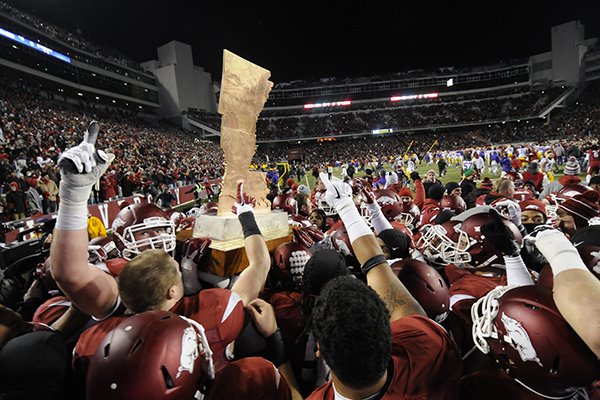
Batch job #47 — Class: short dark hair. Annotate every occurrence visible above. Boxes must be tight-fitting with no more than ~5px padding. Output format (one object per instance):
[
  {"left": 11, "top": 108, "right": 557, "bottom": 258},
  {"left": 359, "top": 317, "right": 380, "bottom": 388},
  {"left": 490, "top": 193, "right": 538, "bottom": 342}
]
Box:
[
  {"left": 118, "top": 250, "right": 180, "bottom": 313},
  {"left": 311, "top": 276, "right": 391, "bottom": 388}
]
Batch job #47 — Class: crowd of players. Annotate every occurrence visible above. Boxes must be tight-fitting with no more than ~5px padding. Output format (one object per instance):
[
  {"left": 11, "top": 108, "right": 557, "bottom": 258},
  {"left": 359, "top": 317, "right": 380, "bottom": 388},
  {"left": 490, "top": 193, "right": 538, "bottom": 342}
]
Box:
[{"left": 0, "top": 110, "right": 599, "bottom": 399}]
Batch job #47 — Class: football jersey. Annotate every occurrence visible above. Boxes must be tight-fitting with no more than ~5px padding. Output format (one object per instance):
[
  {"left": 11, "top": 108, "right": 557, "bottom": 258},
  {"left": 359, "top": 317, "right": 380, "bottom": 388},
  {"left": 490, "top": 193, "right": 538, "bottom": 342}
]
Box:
[{"left": 307, "top": 315, "right": 462, "bottom": 399}]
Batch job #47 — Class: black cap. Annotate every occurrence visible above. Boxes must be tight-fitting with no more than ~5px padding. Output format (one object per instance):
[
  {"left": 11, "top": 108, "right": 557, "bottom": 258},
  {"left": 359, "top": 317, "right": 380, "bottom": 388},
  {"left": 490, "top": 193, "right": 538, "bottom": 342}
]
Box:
[
  {"left": 377, "top": 229, "right": 410, "bottom": 260},
  {"left": 302, "top": 249, "right": 350, "bottom": 296},
  {"left": 445, "top": 182, "right": 459, "bottom": 194},
  {"left": 428, "top": 183, "right": 445, "bottom": 201}
]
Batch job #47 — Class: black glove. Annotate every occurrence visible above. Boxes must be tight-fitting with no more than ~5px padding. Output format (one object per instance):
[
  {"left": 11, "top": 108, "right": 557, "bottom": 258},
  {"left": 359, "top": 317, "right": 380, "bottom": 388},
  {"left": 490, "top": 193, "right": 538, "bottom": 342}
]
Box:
[
  {"left": 410, "top": 171, "right": 421, "bottom": 181},
  {"left": 481, "top": 209, "right": 520, "bottom": 257},
  {"left": 519, "top": 225, "right": 554, "bottom": 272}
]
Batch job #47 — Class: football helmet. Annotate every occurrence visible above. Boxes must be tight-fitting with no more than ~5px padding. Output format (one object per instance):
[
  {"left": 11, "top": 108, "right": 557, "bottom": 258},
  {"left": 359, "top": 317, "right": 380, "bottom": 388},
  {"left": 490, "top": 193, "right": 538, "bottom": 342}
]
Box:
[
  {"left": 87, "top": 311, "right": 214, "bottom": 400},
  {"left": 513, "top": 187, "right": 534, "bottom": 202},
  {"left": 330, "top": 226, "right": 360, "bottom": 268},
  {"left": 111, "top": 203, "right": 176, "bottom": 259},
  {"left": 472, "top": 285, "right": 600, "bottom": 398},
  {"left": 199, "top": 202, "right": 219, "bottom": 216},
  {"left": 271, "top": 194, "right": 298, "bottom": 216},
  {"left": 374, "top": 189, "right": 403, "bottom": 221},
  {"left": 440, "top": 194, "right": 466, "bottom": 214},
  {"left": 272, "top": 242, "right": 312, "bottom": 290},
  {"left": 396, "top": 202, "right": 421, "bottom": 229},
  {"left": 88, "top": 236, "right": 119, "bottom": 264},
  {"left": 418, "top": 207, "right": 522, "bottom": 268},
  {"left": 390, "top": 259, "right": 449, "bottom": 322}
]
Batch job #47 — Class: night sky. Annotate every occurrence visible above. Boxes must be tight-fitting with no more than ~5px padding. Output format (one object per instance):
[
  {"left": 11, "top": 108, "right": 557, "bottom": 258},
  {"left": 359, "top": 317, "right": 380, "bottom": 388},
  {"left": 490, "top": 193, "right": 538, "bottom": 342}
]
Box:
[{"left": 5, "top": 0, "right": 600, "bottom": 83}]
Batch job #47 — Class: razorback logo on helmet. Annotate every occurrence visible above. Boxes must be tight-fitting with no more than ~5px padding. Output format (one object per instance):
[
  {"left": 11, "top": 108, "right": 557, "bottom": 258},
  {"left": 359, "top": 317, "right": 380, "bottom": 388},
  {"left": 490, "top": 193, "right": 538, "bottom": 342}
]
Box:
[
  {"left": 178, "top": 326, "right": 199, "bottom": 378},
  {"left": 377, "top": 195, "right": 397, "bottom": 206},
  {"left": 500, "top": 313, "right": 543, "bottom": 367}
]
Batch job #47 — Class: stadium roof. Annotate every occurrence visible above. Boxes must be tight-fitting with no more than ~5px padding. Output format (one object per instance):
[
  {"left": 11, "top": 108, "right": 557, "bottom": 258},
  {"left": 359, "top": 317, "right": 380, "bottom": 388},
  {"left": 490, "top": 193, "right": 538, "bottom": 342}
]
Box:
[{"left": 4, "top": 0, "right": 600, "bottom": 83}]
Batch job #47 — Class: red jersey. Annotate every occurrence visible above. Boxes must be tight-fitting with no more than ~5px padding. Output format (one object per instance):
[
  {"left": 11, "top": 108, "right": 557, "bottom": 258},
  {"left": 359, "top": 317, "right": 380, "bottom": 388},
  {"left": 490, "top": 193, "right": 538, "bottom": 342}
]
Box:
[
  {"left": 307, "top": 315, "right": 462, "bottom": 400},
  {"left": 445, "top": 264, "right": 506, "bottom": 324},
  {"left": 74, "top": 288, "right": 244, "bottom": 376},
  {"left": 205, "top": 357, "right": 292, "bottom": 399},
  {"left": 589, "top": 149, "right": 600, "bottom": 164}
]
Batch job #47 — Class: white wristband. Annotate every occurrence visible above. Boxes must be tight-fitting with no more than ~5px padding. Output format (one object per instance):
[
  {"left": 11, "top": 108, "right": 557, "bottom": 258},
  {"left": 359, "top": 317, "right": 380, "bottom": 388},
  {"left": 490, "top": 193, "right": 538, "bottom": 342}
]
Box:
[
  {"left": 337, "top": 202, "right": 373, "bottom": 244},
  {"left": 535, "top": 230, "right": 588, "bottom": 277},
  {"left": 55, "top": 198, "right": 89, "bottom": 230}
]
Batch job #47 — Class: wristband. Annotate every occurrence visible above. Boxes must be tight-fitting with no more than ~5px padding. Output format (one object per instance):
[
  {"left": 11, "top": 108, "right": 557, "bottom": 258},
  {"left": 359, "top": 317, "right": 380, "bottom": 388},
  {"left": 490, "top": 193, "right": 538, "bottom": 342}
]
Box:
[
  {"left": 337, "top": 202, "right": 373, "bottom": 244},
  {"left": 265, "top": 328, "right": 287, "bottom": 367},
  {"left": 238, "top": 211, "right": 261, "bottom": 238},
  {"left": 361, "top": 254, "right": 387, "bottom": 275}
]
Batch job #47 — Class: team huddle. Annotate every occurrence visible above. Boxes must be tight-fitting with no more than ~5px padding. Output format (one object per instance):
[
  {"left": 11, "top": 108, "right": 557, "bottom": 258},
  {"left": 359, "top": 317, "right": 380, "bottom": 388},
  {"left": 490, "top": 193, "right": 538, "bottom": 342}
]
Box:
[{"left": 1, "top": 122, "right": 599, "bottom": 400}]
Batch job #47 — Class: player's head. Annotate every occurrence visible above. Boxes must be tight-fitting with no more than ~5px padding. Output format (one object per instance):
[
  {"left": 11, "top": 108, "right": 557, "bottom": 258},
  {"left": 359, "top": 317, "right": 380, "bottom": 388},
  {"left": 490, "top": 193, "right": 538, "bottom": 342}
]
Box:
[
  {"left": 311, "top": 276, "right": 391, "bottom": 389},
  {"left": 309, "top": 209, "right": 327, "bottom": 232},
  {"left": 111, "top": 203, "right": 176, "bottom": 260},
  {"left": 118, "top": 249, "right": 183, "bottom": 313}
]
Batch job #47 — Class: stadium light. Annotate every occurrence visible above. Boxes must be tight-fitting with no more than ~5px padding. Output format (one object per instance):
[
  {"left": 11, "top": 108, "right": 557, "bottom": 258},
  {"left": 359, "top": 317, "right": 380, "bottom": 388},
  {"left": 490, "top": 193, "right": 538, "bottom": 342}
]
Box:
[
  {"left": 390, "top": 93, "right": 438, "bottom": 102},
  {"left": 446, "top": 78, "right": 453, "bottom": 87},
  {"left": 304, "top": 100, "right": 351, "bottom": 109}
]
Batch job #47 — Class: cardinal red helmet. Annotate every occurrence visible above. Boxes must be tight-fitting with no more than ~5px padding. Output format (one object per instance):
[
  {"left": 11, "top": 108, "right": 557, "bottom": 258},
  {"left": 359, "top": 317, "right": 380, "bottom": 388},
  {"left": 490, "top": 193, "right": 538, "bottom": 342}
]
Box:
[
  {"left": 390, "top": 221, "right": 416, "bottom": 248},
  {"left": 111, "top": 203, "right": 176, "bottom": 259},
  {"left": 272, "top": 242, "right": 312, "bottom": 290},
  {"left": 272, "top": 194, "right": 298, "bottom": 216},
  {"left": 390, "top": 259, "right": 450, "bottom": 322},
  {"left": 418, "top": 207, "right": 522, "bottom": 268},
  {"left": 374, "top": 189, "right": 403, "bottom": 221},
  {"left": 440, "top": 194, "right": 467, "bottom": 214},
  {"left": 570, "top": 226, "right": 600, "bottom": 280},
  {"left": 199, "top": 202, "right": 218, "bottom": 215},
  {"left": 166, "top": 209, "right": 186, "bottom": 224},
  {"left": 88, "top": 236, "right": 119, "bottom": 264},
  {"left": 472, "top": 285, "right": 600, "bottom": 398},
  {"left": 87, "top": 311, "right": 214, "bottom": 400},
  {"left": 513, "top": 188, "right": 534, "bottom": 202},
  {"left": 330, "top": 226, "right": 360, "bottom": 268},
  {"left": 396, "top": 202, "right": 421, "bottom": 229}
]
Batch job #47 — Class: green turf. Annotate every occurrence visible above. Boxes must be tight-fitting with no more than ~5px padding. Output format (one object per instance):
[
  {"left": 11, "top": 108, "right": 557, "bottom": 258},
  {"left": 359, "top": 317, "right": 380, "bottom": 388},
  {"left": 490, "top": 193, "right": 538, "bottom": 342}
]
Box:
[{"left": 300, "top": 162, "right": 579, "bottom": 190}]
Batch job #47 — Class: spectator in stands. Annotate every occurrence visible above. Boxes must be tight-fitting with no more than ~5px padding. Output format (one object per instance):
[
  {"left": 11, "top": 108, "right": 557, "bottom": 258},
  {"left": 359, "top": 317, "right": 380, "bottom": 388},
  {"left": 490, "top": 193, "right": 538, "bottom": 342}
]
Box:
[
  {"left": 156, "top": 183, "right": 176, "bottom": 210},
  {"left": 5, "top": 182, "right": 27, "bottom": 220},
  {"left": 37, "top": 174, "right": 58, "bottom": 214},
  {"left": 87, "top": 213, "right": 107, "bottom": 239},
  {"left": 25, "top": 177, "right": 42, "bottom": 215}
]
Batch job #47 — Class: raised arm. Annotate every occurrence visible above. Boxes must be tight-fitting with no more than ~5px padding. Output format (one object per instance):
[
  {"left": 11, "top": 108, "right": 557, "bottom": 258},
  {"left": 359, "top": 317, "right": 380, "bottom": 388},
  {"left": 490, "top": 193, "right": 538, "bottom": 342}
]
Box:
[
  {"left": 320, "top": 173, "right": 425, "bottom": 321},
  {"left": 50, "top": 121, "right": 118, "bottom": 319},
  {"left": 230, "top": 182, "right": 271, "bottom": 305},
  {"left": 535, "top": 229, "right": 600, "bottom": 357}
]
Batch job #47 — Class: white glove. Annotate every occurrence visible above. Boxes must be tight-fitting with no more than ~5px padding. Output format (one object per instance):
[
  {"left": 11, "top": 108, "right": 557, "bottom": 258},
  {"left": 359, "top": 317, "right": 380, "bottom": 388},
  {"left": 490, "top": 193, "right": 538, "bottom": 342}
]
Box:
[
  {"left": 534, "top": 228, "right": 587, "bottom": 277},
  {"left": 320, "top": 172, "right": 372, "bottom": 243},
  {"left": 56, "top": 121, "right": 114, "bottom": 230},
  {"left": 319, "top": 172, "right": 354, "bottom": 214},
  {"left": 492, "top": 199, "right": 521, "bottom": 227}
]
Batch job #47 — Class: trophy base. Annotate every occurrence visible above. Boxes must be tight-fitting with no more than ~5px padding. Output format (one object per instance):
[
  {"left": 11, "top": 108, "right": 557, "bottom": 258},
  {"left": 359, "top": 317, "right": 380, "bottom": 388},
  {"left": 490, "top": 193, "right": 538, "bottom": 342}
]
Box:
[{"left": 193, "top": 211, "right": 291, "bottom": 277}]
